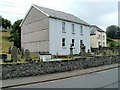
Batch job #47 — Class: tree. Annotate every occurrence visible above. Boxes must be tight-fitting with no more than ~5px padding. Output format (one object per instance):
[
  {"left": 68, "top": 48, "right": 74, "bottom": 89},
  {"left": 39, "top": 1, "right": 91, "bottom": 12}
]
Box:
[
  {"left": 2, "top": 17, "right": 11, "bottom": 29},
  {"left": 9, "top": 19, "right": 22, "bottom": 49},
  {"left": 106, "top": 25, "right": 120, "bottom": 39}
]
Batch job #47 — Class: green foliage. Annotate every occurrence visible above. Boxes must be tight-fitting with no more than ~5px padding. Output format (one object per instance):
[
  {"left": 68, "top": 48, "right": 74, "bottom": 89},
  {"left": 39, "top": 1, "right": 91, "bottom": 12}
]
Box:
[
  {"left": 9, "top": 19, "right": 22, "bottom": 49},
  {"left": 106, "top": 25, "right": 120, "bottom": 39},
  {"left": 1, "top": 17, "right": 11, "bottom": 29},
  {"left": 1, "top": 31, "right": 13, "bottom": 53},
  {"left": 107, "top": 38, "right": 120, "bottom": 48}
]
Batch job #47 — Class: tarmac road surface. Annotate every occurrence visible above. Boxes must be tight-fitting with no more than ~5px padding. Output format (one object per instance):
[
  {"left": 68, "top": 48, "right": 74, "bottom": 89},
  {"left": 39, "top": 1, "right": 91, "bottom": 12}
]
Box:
[{"left": 12, "top": 67, "right": 119, "bottom": 88}]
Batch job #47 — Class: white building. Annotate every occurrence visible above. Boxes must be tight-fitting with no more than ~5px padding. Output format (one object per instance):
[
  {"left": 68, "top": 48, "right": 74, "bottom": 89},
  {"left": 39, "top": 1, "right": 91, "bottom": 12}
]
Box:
[
  {"left": 90, "top": 25, "right": 107, "bottom": 48},
  {"left": 20, "top": 4, "right": 91, "bottom": 55}
]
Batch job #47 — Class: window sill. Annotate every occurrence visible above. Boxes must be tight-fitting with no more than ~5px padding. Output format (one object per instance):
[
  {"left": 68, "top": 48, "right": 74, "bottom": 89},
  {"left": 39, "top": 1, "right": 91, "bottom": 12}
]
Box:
[
  {"left": 62, "top": 31, "right": 66, "bottom": 33},
  {"left": 70, "top": 46, "right": 75, "bottom": 49},
  {"left": 72, "top": 32, "right": 75, "bottom": 34}
]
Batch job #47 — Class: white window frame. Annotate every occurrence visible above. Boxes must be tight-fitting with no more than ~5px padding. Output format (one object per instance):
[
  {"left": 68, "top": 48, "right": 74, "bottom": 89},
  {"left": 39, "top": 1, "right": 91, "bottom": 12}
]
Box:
[
  {"left": 72, "top": 24, "right": 75, "bottom": 33},
  {"left": 98, "top": 42, "right": 101, "bottom": 46},
  {"left": 72, "top": 39, "right": 75, "bottom": 46},
  {"left": 103, "top": 42, "right": 105, "bottom": 47},
  {"left": 62, "top": 38, "right": 66, "bottom": 47},
  {"left": 62, "top": 22, "right": 65, "bottom": 32},
  {"left": 103, "top": 35, "right": 105, "bottom": 40},
  {"left": 80, "top": 25, "right": 83, "bottom": 34},
  {"left": 80, "top": 40, "right": 83, "bottom": 45},
  {"left": 97, "top": 34, "right": 101, "bottom": 39}
]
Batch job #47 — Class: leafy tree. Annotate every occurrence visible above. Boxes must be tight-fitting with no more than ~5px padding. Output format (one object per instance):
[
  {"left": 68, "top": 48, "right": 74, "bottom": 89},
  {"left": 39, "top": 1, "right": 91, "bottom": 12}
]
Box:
[
  {"left": 106, "top": 25, "right": 120, "bottom": 39},
  {"left": 2, "top": 17, "right": 11, "bottom": 29},
  {"left": 9, "top": 19, "right": 22, "bottom": 49}
]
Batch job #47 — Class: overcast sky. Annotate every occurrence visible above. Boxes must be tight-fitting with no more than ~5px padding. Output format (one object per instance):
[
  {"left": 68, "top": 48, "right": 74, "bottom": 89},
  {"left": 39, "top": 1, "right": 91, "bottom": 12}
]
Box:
[{"left": 0, "top": 0, "right": 119, "bottom": 30}]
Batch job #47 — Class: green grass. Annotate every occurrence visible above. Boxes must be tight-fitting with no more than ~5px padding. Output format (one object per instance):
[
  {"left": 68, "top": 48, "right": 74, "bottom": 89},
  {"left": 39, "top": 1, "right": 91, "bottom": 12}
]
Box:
[
  {"left": 112, "top": 39, "right": 120, "bottom": 42},
  {"left": 107, "top": 38, "right": 119, "bottom": 48},
  {"left": 0, "top": 31, "right": 13, "bottom": 54}
]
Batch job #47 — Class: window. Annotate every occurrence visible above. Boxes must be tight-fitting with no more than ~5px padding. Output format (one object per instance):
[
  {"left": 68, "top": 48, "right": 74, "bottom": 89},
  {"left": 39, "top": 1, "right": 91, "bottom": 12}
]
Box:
[
  {"left": 80, "top": 25, "right": 83, "bottom": 34},
  {"left": 72, "top": 39, "right": 75, "bottom": 46},
  {"left": 98, "top": 42, "right": 101, "bottom": 46},
  {"left": 62, "top": 38, "right": 65, "bottom": 47},
  {"left": 103, "top": 35, "right": 105, "bottom": 40},
  {"left": 80, "top": 40, "right": 83, "bottom": 45},
  {"left": 62, "top": 22, "right": 65, "bottom": 32},
  {"left": 72, "top": 24, "right": 75, "bottom": 33},
  {"left": 97, "top": 35, "right": 101, "bottom": 39},
  {"left": 103, "top": 42, "right": 105, "bottom": 47}
]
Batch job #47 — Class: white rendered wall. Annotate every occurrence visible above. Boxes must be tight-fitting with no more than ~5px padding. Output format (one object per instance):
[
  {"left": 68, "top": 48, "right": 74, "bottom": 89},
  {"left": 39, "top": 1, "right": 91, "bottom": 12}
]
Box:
[
  {"left": 90, "top": 31, "right": 107, "bottom": 48},
  {"left": 90, "top": 35, "right": 98, "bottom": 48},
  {"left": 49, "top": 18, "right": 91, "bottom": 55}
]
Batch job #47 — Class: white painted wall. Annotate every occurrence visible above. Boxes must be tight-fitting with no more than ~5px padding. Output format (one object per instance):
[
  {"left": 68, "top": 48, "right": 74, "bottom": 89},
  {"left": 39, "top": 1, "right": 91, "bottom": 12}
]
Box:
[
  {"left": 90, "top": 30, "right": 107, "bottom": 48},
  {"left": 49, "top": 18, "right": 91, "bottom": 55},
  {"left": 90, "top": 35, "right": 97, "bottom": 48}
]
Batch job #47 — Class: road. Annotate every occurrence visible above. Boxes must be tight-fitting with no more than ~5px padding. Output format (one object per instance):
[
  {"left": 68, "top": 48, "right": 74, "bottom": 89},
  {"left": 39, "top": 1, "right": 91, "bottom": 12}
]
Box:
[{"left": 11, "top": 66, "right": 119, "bottom": 88}]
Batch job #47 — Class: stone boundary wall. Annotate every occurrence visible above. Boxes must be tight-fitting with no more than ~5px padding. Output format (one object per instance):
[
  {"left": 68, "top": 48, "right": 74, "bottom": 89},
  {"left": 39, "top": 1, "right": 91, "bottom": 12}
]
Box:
[{"left": 1, "top": 55, "right": 120, "bottom": 80}]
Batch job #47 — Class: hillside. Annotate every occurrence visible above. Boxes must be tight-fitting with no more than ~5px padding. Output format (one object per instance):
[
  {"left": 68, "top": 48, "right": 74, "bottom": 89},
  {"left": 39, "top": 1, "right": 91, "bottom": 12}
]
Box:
[
  {"left": 107, "top": 38, "right": 120, "bottom": 48},
  {"left": 112, "top": 39, "right": 120, "bottom": 43},
  {"left": 0, "top": 31, "right": 13, "bottom": 53}
]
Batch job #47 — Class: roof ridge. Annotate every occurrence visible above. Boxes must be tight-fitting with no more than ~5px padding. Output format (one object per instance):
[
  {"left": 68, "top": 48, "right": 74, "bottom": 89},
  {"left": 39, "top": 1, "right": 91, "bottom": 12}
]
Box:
[{"left": 33, "top": 4, "right": 73, "bottom": 16}]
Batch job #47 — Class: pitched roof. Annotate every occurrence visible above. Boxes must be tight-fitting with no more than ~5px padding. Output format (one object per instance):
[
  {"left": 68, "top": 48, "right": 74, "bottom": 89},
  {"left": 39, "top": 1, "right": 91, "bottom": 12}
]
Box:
[
  {"left": 20, "top": 4, "right": 90, "bottom": 26},
  {"left": 90, "top": 25, "right": 105, "bottom": 35}
]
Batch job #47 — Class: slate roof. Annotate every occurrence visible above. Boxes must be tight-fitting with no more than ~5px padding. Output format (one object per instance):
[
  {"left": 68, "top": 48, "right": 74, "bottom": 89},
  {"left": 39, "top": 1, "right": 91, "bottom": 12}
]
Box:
[
  {"left": 90, "top": 25, "right": 105, "bottom": 35},
  {"left": 33, "top": 4, "right": 89, "bottom": 26}
]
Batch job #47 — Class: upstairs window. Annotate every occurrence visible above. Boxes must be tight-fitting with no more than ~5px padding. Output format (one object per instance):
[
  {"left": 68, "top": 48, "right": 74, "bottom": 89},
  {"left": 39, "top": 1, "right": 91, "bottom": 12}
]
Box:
[
  {"left": 72, "top": 24, "right": 75, "bottom": 33},
  {"left": 103, "top": 35, "right": 105, "bottom": 40},
  {"left": 62, "top": 22, "right": 65, "bottom": 32},
  {"left": 72, "top": 39, "right": 75, "bottom": 46},
  {"left": 97, "top": 35, "right": 101, "bottom": 39},
  {"left": 80, "top": 25, "right": 83, "bottom": 34},
  {"left": 62, "top": 38, "right": 65, "bottom": 47}
]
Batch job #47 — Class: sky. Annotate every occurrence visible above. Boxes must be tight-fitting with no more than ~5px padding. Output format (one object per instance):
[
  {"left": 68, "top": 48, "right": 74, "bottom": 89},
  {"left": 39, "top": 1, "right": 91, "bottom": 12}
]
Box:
[{"left": 0, "top": 0, "right": 119, "bottom": 31}]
